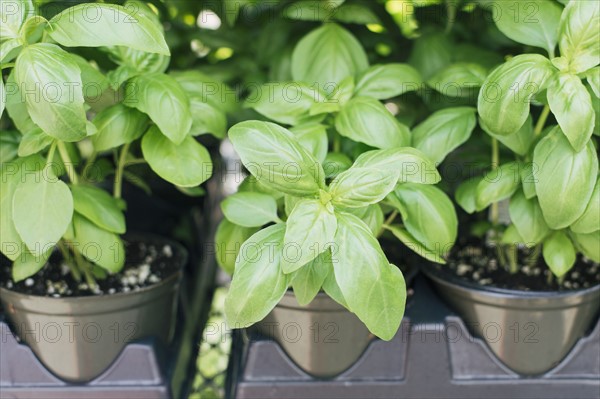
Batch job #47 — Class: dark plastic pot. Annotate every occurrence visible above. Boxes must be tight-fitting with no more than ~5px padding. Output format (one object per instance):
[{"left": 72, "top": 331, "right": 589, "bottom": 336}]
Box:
[
  {"left": 0, "top": 236, "right": 187, "bottom": 383},
  {"left": 422, "top": 264, "right": 600, "bottom": 375},
  {"left": 252, "top": 291, "right": 372, "bottom": 378}
]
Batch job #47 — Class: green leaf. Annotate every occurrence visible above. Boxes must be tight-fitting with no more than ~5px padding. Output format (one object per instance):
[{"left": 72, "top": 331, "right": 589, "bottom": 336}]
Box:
[
  {"left": 501, "top": 224, "right": 525, "bottom": 245},
  {"left": 15, "top": 43, "right": 87, "bottom": 142},
  {"left": 228, "top": 121, "right": 325, "bottom": 196},
  {"left": 221, "top": 192, "right": 280, "bottom": 228},
  {"left": 492, "top": 0, "right": 562, "bottom": 56},
  {"left": 571, "top": 230, "right": 600, "bottom": 262},
  {"left": 12, "top": 248, "right": 52, "bottom": 282},
  {"left": 214, "top": 219, "right": 258, "bottom": 275},
  {"left": 520, "top": 162, "right": 538, "bottom": 199},
  {"left": 330, "top": 167, "right": 399, "bottom": 208},
  {"left": 0, "top": 77, "right": 5, "bottom": 119},
  {"left": 353, "top": 148, "right": 441, "bottom": 185},
  {"left": 291, "top": 23, "right": 368, "bottom": 94},
  {"left": 47, "top": 3, "right": 169, "bottom": 55},
  {"left": 124, "top": 73, "right": 192, "bottom": 145},
  {"left": 292, "top": 250, "right": 331, "bottom": 306},
  {"left": 104, "top": 45, "right": 169, "bottom": 76},
  {"left": 558, "top": 0, "right": 600, "bottom": 74},
  {"left": 321, "top": 257, "right": 348, "bottom": 308},
  {"left": 71, "top": 185, "right": 125, "bottom": 234},
  {"left": 408, "top": 32, "right": 453, "bottom": 80},
  {"left": 283, "top": 0, "right": 345, "bottom": 21},
  {"left": 455, "top": 177, "right": 482, "bottom": 214},
  {"left": 19, "top": 15, "right": 47, "bottom": 45},
  {"left": 395, "top": 184, "right": 457, "bottom": 256},
  {"left": 0, "top": 38, "right": 21, "bottom": 63},
  {"left": 543, "top": 231, "right": 576, "bottom": 278},
  {"left": 189, "top": 99, "right": 226, "bottom": 139},
  {"left": 0, "top": 0, "right": 31, "bottom": 42},
  {"left": 334, "top": 3, "right": 380, "bottom": 24},
  {"left": 547, "top": 73, "right": 595, "bottom": 151},
  {"left": 347, "top": 204, "right": 384, "bottom": 235},
  {"left": 171, "top": 70, "right": 237, "bottom": 114},
  {"left": 92, "top": 104, "right": 148, "bottom": 152},
  {"left": 1, "top": 130, "right": 20, "bottom": 162},
  {"left": 478, "top": 54, "right": 556, "bottom": 136},
  {"left": 427, "top": 63, "right": 487, "bottom": 96},
  {"left": 72, "top": 214, "right": 125, "bottom": 273},
  {"left": 224, "top": 224, "right": 290, "bottom": 328},
  {"left": 586, "top": 67, "right": 600, "bottom": 98},
  {"left": 384, "top": 224, "right": 446, "bottom": 264},
  {"left": 247, "top": 82, "right": 325, "bottom": 125},
  {"left": 13, "top": 169, "right": 73, "bottom": 256},
  {"left": 4, "top": 71, "right": 36, "bottom": 134},
  {"left": 570, "top": 178, "right": 599, "bottom": 234},
  {"left": 476, "top": 162, "right": 521, "bottom": 210},
  {"left": 481, "top": 115, "right": 535, "bottom": 156},
  {"left": 17, "top": 128, "right": 53, "bottom": 157},
  {"left": 289, "top": 123, "right": 328, "bottom": 163},
  {"left": 141, "top": 126, "right": 213, "bottom": 187},
  {"left": 534, "top": 127, "right": 598, "bottom": 229},
  {"left": 327, "top": 76, "right": 354, "bottom": 107},
  {"left": 354, "top": 64, "right": 422, "bottom": 99},
  {"left": 509, "top": 190, "right": 550, "bottom": 244},
  {"left": 332, "top": 212, "right": 406, "bottom": 340},
  {"left": 335, "top": 97, "right": 410, "bottom": 149},
  {"left": 323, "top": 152, "right": 352, "bottom": 179},
  {"left": 412, "top": 107, "right": 476, "bottom": 163},
  {"left": 282, "top": 199, "right": 337, "bottom": 273}
]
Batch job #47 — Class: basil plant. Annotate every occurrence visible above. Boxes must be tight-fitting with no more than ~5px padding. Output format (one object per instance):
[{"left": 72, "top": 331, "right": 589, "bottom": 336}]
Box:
[
  {"left": 454, "top": 0, "right": 599, "bottom": 280},
  {"left": 0, "top": 1, "right": 218, "bottom": 285}
]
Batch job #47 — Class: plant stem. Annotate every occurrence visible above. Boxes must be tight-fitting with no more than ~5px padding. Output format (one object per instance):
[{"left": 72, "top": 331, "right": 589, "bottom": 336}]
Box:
[
  {"left": 378, "top": 210, "right": 398, "bottom": 238},
  {"left": 72, "top": 247, "right": 96, "bottom": 289},
  {"left": 1, "top": 63, "right": 15, "bottom": 70},
  {"left": 57, "top": 240, "right": 81, "bottom": 282},
  {"left": 508, "top": 244, "right": 518, "bottom": 274},
  {"left": 82, "top": 151, "right": 97, "bottom": 182},
  {"left": 526, "top": 244, "right": 541, "bottom": 268},
  {"left": 46, "top": 141, "right": 57, "bottom": 165},
  {"left": 114, "top": 142, "right": 131, "bottom": 199},
  {"left": 547, "top": 270, "right": 554, "bottom": 285},
  {"left": 490, "top": 137, "right": 500, "bottom": 227},
  {"left": 534, "top": 105, "right": 551, "bottom": 137},
  {"left": 333, "top": 134, "right": 341, "bottom": 153},
  {"left": 57, "top": 141, "right": 79, "bottom": 184}
]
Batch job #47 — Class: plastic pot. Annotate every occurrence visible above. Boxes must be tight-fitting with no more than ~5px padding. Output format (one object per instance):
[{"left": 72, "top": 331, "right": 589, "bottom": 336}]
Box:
[
  {"left": 0, "top": 236, "right": 187, "bottom": 383},
  {"left": 422, "top": 264, "right": 600, "bottom": 375}
]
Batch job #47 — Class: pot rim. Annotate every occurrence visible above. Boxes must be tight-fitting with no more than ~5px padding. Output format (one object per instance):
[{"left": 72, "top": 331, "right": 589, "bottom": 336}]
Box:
[
  {"left": 421, "top": 262, "right": 600, "bottom": 300},
  {"left": 0, "top": 233, "right": 187, "bottom": 303}
]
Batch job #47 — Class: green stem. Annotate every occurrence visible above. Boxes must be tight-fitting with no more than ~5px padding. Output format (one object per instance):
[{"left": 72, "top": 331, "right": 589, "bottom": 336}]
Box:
[
  {"left": 333, "top": 134, "right": 341, "bottom": 153},
  {"left": 526, "top": 244, "right": 541, "bottom": 268},
  {"left": 73, "top": 248, "right": 96, "bottom": 288},
  {"left": 508, "top": 244, "right": 518, "bottom": 274},
  {"left": 57, "top": 141, "right": 79, "bottom": 184},
  {"left": 378, "top": 210, "right": 398, "bottom": 238},
  {"left": 547, "top": 270, "right": 554, "bottom": 285},
  {"left": 82, "top": 151, "right": 97, "bottom": 182},
  {"left": 114, "top": 143, "right": 131, "bottom": 199},
  {"left": 490, "top": 138, "right": 500, "bottom": 227},
  {"left": 57, "top": 240, "right": 81, "bottom": 282},
  {"left": 46, "top": 141, "right": 57, "bottom": 165},
  {"left": 534, "top": 105, "right": 551, "bottom": 137},
  {"left": 1, "top": 63, "right": 15, "bottom": 70}
]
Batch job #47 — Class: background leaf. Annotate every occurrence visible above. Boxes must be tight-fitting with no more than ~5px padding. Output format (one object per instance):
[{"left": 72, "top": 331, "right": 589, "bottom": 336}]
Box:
[
  {"left": 354, "top": 64, "right": 422, "bottom": 99},
  {"left": 221, "top": 192, "right": 280, "bottom": 228}
]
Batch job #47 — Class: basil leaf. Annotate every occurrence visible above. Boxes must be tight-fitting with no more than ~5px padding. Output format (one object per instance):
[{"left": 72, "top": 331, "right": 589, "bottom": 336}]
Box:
[
  {"left": 509, "top": 190, "right": 550, "bottom": 244},
  {"left": 189, "top": 99, "right": 226, "bottom": 139},
  {"left": 12, "top": 248, "right": 51, "bottom": 282},
  {"left": 221, "top": 192, "right": 280, "bottom": 228},
  {"left": 47, "top": 3, "right": 169, "bottom": 55},
  {"left": 4, "top": 71, "right": 37, "bottom": 134},
  {"left": 214, "top": 219, "right": 258, "bottom": 275},
  {"left": 478, "top": 54, "right": 555, "bottom": 136},
  {"left": 332, "top": 212, "right": 406, "bottom": 340},
  {"left": 71, "top": 185, "right": 125, "bottom": 234},
  {"left": 353, "top": 147, "right": 441, "bottom": 185},
  {"left": 141, "top": 126, "right": 212, "bottom": 188},
  {"left": 323, "top": 152, "right": 352, "bottom": 179},
  {"left": 384, "top": 224, "right": 446, "bottom": 264},
  {"left": 492, "top": 0, "right": 562, "bottom": 56},
  {"left": 72, "top": 214, "right": 124, "bottom": 273},
  {"left": 412, "top": 107, "right": 477, "bottom": 163},
  {"left": 171, "top": 70, "right": 238, "bottom": 114},
  {"left": 124, "top": 73, "right": 192, "bottom": 145},
  {"left": 534, "top": 127, "right": 598, "bottom": 229},
  {"left": 408, "top": 31, "right": 453, "bottom": 80},
  {"left": 558, "top": 0, "right": 600, "bottom": 74},
  {"left": 283, "top": 0, "right": 345, "bottom": 21},
  {"left": 0, "top": 39, "right": 21, "bottom": 63},
  {"left": 547, "top": 73, "right": 595, "bottom": 151},
  {"left": 480, "top": 115, "right": 535, "bottom": 156},
  {"left": 289, "top": 123, "right": 328, "bottom": 163},
  {"left": 0, "top": 77, "right": 5, "bottom": 119},
  {"left": 15, "top": 43, "right": 87, "bottom": 142},
  {"left": 0, "top": 156, "right": 43, "bottom": 260},
  {"left": 105, "top": 46, "right": 169, "bottom": 75},
  {"left": 1, "top": 130, "right": 20, "bottom": 162},
  {"left": 0, "top": 0, "right": 31, "bottom": 42},
  {"left": 333, "top": 3, "right": 379, "bottom": 24},
  {"left": 543, "top": 231, "right": 576, "bottom": 278},
  {"left": 92, "top": 104, "right": 148, "bottom": 152},
  {"left": 247, "top": 82, "right": 325, "bottom": 125},
  {"left": 354, "top": 64, "right": 422, "bottom": 99},
  {"left": 335, "top": 97, "right": 410, "bottom": 149},
  {"left": 228, "top": 121, "right": 325, "bottom": 196},
  {"left": 282, "top": 199, "right": 337, "bottom": 274},
  {"left": 13, "top": 169, "right": 73, "bottom": 256},
  {"left": 330, "top": 167, "right": 399, "bottom": 208},
  {"left": 427, "top": 63, "right": 487, "bottom": 96},
  {"left": 476, "top": 162, "right": 521, "bottom": 211},
  {"left": 586, "top": 67, "right": 600, "bottom": 98},
  {"left": 346, "top": 204, "right": 384, "bottom": 235},
  {"left": 571, "top": 230, "right": 600, "bottom": 262},
  {"left": 395, "top": 184, "right": 457, "bottom": 256},
  {"left": 224, "top": 224, "right": 290, "bottom": 328},
  {"left": 455, "top": 177, "right": 481, "bottom": 214},
  {"left": 292, "top": 250, "right": 331, "bottom": 306},
  {"left": 292, "top": 23, "right": 368, "bottom": 94},
  {"left": 570, "top": 177, "right": 599, "bottom": 234},
  {"left": 321, "top": 257, "right": 348, "bottom": 308},
  {"left": 16, "top": 129, "right": 51, "bottom": 158}
]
